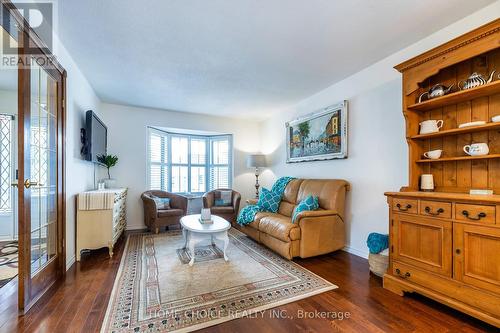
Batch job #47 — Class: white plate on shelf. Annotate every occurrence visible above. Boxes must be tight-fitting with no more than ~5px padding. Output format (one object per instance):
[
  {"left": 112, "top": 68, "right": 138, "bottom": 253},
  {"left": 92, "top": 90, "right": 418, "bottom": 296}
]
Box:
[
  {"left": 458, "top": 121, "right": 487, "bottom": 128},
  {"left": 492, "top": 115, "right": 500, "bottom": 123}
]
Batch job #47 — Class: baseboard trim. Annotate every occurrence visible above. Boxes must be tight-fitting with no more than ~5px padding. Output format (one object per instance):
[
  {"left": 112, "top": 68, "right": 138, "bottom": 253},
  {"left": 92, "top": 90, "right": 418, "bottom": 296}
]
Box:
[
  {"left": 66, "top": 255, "right": 76, "bottom": 271},
  {"left": 342, "top": 246, "right": 368, "bottom": 259}
]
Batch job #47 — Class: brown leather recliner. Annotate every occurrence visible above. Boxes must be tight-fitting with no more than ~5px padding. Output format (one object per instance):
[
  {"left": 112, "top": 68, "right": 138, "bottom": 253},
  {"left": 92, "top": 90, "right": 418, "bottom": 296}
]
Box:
[
  {"left": 202, "top": 189, "right": 241, "bottom": 223},
  {"left": 234, "top": 179, "right": 350, "bottom": 260},
  {"left": 141, "top": 191, "right": 188, "bottom": 233}
]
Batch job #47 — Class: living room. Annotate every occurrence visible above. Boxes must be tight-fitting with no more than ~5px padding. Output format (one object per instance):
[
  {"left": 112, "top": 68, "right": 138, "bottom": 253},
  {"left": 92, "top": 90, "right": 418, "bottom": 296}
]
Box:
[{"left": 0, "top": 0, "right": 499, "bottom": 332}]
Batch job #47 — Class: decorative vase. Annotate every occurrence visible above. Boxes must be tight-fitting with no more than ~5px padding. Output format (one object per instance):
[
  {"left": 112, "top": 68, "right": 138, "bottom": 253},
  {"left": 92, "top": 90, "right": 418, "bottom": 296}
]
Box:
[{"left": 103, "top": 178, "right": 117, "bottom": 189}]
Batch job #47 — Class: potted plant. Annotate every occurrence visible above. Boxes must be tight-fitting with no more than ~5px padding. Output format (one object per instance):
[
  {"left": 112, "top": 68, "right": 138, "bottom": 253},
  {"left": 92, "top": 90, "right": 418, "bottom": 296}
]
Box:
[{"left": 97, "top": 154, "right": 119, "bottom": 189}]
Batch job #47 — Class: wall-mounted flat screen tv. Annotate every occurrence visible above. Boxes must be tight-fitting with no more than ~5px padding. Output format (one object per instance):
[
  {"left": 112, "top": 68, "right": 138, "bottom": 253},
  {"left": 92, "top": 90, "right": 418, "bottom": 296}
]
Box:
[{"left": 83, "top": 110, "right": 107, "bottom": 163}]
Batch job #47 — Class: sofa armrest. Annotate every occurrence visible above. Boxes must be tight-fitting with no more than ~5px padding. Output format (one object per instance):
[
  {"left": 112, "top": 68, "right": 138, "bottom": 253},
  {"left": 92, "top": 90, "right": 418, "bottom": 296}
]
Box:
[
  {"left": 141, "top": 194, "right": 158, "bottom": 210},
  {"left": 141, "top": 194, "right": 158, "bottom": 226},
  {"left": 296, "top": 210, "right": 341, "bottom": 222},
  {"left": 297, "top": 211, "right": 345, "bottom": 258},
  {"left": 232, "top": 192, "right": 241, "bottom": 212},
  {"left": 167, "top": 193, "right": 188, "bottom": 214}
]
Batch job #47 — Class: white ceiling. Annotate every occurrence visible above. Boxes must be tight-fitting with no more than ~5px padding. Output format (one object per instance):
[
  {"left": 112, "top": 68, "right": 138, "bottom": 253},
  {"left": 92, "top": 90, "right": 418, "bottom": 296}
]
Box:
[{"left": 58, "top": 0, "right": 495, "bottom": 119}]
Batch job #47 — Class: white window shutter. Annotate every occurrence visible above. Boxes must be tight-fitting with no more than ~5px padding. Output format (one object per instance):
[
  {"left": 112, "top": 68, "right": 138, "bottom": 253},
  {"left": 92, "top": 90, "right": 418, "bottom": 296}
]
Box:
[{"left": 147, "top": 128, "right": 232, "bottom": 193}]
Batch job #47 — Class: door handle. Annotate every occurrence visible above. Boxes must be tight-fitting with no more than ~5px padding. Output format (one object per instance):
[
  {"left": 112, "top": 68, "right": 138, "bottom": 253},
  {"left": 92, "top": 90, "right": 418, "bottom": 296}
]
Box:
[
  {"left": 24, "top": 179, "right": 38, "bottom": 189},
  {"left": 11, "top": 181, "right": 18, "bottom": 187}
]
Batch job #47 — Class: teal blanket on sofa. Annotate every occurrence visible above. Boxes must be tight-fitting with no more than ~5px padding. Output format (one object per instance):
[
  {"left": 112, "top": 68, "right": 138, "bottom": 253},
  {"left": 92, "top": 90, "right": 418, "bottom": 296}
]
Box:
[{"left": 237, "top": 176, "right": 295, "bottom": 225}]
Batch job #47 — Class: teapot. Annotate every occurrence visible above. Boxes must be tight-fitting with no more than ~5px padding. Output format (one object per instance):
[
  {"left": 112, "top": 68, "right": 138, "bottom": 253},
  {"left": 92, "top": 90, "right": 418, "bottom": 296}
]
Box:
[
  {"left": 418, "top": 84, "right": 454, "bottom": 103},
  {"left": 459, "top": 70, "right": 496, "bottom": 90}
]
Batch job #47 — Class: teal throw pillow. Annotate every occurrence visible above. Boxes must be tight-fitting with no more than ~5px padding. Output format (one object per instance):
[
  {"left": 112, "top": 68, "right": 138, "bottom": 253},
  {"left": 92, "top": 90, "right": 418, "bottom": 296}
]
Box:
[
  {"left": 292, "top": 195, "right": 319, "bottom": 223},
  {"left": 152, "top": 196, "right": 170, "bottom": 210},
  {"left": 257, "top": 188, "right": 281, "bottom": 213}
]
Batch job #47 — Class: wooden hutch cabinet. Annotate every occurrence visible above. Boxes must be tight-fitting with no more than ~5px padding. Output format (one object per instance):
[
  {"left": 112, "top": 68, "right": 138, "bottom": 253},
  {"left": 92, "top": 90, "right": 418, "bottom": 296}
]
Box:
[{"left": 384, "top": 19, "right": 500, "bottom": 327}]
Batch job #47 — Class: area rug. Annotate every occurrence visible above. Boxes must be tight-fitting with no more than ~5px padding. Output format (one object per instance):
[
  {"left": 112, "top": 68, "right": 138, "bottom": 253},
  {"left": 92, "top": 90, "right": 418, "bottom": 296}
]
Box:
[
  {"left": 101, "top": 228, "right": 337, "bottom": 332},
  {"left": 0, "top": 241, "right": 18, "bottom": 288}
]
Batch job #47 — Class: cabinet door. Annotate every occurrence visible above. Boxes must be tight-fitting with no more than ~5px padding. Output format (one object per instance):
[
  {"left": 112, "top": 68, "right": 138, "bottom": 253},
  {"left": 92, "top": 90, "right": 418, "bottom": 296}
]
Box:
[
  {"left": 393, "top": 214, "right": 452, "bottom": 276},
  {"left": 454, "top": 223, "right": 500, "bottom": 295}
]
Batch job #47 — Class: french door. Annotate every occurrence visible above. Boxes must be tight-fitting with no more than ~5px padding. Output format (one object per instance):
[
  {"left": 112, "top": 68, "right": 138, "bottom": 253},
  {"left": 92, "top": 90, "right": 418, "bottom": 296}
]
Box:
[{"left": 17, "top": 29, "right": 66, "bottom": 311}]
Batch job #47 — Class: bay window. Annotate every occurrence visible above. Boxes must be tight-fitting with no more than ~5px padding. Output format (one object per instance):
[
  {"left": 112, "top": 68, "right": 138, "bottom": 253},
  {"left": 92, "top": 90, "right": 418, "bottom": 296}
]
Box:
[{"left": 147, "top": 128, "right": 232, "bottom": 194}]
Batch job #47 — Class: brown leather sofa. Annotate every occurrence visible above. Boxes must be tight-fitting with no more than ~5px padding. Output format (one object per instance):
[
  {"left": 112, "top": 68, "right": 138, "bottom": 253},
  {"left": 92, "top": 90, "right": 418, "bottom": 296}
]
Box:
[
  {"left": 202, "top": 189, "right": 241, "bottom": 223},
  {"left": 141, "top": 191, "right": 188, "bottom": 233},
  {"left": 235, "top": 179, "right": 349, "bottom": 259}
]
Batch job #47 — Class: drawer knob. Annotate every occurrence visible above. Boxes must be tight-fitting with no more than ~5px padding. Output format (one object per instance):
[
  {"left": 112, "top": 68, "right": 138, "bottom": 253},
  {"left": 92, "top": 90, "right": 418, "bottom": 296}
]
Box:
[
  {"left": 424, "top": 206, "right": 445, "bottom": 216},
  {"left": 395, "top": 268, "right": 411, "bottom": 279},
  {"left": 455, "top": 248, "right": 461, "bottom": 255},
  {"left": 396, "top": 203, "right": 412, "bottom": 211},
  {"left": 462, "top": 210, "right": 486, "bottom": 221}
]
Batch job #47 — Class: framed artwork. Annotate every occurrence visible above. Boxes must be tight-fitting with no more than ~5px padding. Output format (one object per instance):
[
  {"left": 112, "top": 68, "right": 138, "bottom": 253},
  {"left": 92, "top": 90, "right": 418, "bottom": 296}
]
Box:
[{"left": 286, "top": 101, "right": 348, "bottom": 163}]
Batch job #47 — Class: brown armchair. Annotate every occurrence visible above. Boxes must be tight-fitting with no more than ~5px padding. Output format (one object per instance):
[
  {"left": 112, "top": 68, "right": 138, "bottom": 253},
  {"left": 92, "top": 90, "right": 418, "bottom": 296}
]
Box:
[
  {"left": 202, "top": 189, "right": 241, "bottom": 224},
  {"left": 141, "top": 191, "right": 188, "bottom": 233}
]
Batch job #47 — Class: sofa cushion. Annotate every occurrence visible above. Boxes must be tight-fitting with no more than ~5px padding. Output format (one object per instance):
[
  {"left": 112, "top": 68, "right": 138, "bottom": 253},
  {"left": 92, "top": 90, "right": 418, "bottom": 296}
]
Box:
[
  {"left": 245, "top": 220, "right": 261, "bottom": 230},
  {"left": 281, "top": 179, "right": 303, "bottom": 204},
  {"left": 259, "top": 215, "right": 300, "bottom": 242},
  {"left": 257, "top": 188, "right": 281, "bottom": 213},
  {"left": 249, "top": 212, "right": 282, "bottom": 230},
  {"left": 278, "top": 179, "right": 303, "bottom": 217},
  {"left": 297, "top": 179, "right": 348, "bottom": 220},
  {"left": 157, "top": 209, "right": 184, "bottom": 217}
]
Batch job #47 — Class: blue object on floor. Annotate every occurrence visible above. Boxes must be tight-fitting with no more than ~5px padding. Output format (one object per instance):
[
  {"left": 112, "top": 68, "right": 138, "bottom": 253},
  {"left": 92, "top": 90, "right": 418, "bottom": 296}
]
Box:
[{"left": 366, "top": 233, "right": 389, "bottom": 254}]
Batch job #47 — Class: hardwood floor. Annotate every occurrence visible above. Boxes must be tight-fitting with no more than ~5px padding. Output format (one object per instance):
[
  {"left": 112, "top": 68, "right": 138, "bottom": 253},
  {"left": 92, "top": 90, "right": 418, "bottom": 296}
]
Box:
[{"left": 0, "top": 235, "right": 496, "bottom": 333}]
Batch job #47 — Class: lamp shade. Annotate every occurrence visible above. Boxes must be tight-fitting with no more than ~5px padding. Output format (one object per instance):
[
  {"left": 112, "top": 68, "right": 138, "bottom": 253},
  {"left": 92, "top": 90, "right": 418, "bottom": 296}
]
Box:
[{"left": 247, "top": 154, "right": 266, "bottom": 168}]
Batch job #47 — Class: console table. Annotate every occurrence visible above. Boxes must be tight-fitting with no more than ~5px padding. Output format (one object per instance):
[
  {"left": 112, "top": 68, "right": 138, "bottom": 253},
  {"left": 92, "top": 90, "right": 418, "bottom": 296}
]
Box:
[{"left": 76, "top": 188, "right": 127, "bottom": 261}]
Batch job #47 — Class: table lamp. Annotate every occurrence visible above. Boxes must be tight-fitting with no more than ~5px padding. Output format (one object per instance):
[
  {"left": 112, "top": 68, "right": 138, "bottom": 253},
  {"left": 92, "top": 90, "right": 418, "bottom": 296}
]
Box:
[{"left": 247, "top": 154, "right": 266, "bottom": 198}]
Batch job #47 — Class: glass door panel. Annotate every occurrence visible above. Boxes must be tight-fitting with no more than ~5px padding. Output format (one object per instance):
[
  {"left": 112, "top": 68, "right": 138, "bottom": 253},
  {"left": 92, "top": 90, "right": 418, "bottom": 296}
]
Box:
[{"left": 29, "top": 62, "right": 57, "bottom": 276}]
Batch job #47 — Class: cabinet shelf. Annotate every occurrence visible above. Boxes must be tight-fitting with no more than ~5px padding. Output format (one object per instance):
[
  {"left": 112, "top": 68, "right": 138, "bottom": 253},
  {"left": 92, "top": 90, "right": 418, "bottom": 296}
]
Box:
[
  {"left": 416, "top": 154, "right": 500, "bottom": 163},
  {"left": 411, "top": 122, "right": 500, "bottom": 140},
  {"left": 407, "top": 80, "right": 500, "bottom": 112}
]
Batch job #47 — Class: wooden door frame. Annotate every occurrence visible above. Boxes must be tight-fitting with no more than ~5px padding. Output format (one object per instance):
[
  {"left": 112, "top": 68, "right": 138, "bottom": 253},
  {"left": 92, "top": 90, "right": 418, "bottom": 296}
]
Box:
[{"left": 1, "top": 0, "right": 67, "bottom": 312}]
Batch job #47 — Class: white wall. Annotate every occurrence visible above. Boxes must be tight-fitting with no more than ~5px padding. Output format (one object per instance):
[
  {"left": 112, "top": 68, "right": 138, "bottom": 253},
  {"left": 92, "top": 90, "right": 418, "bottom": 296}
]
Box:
[
  {"left": 51, "top": 41, "right": 101, "bottom": 269},
  {"left": 99, "top": 103, "right": 261, "bottom": 230},
  {"left": 259, "top": 1, "right": 500, "bottom": 258}
]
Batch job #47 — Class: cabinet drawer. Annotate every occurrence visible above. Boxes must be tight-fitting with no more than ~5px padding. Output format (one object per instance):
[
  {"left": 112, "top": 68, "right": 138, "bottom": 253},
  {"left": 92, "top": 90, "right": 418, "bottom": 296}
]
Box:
[
  {"left": 392, "top": 198, "right": 418, "bottom": 214},
  {"left": 419, "top": 200, "right": 451, "bottom": 219},
  {"left": 392, "top": 261, "right": 448, "bottom": 294},
  {"left": 455, "top": 204, "right": 495, "bottom": 224}
]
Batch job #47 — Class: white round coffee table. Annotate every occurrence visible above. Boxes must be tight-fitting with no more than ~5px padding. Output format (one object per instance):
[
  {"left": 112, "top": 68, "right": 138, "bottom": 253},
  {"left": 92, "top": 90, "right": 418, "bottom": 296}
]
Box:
[{"left": 180, "top": 214, "right": 231, "bottom": 266}]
